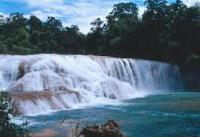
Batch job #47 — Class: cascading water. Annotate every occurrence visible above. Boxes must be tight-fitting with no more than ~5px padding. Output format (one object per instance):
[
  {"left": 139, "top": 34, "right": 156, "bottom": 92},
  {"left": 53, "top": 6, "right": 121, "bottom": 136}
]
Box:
[{"left": 0, "top": 54, "right": 182, "bottom": 115}]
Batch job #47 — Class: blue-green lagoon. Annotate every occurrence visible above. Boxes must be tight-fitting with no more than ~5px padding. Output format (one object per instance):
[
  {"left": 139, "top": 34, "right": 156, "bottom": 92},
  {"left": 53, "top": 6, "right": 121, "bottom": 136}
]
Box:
[{"left": 17, "top": 92, "right": 200, "bottom": 137}]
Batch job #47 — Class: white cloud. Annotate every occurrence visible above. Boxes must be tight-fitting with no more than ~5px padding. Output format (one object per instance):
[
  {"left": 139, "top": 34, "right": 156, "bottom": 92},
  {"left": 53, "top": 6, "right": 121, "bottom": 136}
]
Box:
[
  {"left": 61, "top": 1, "right": 114, "bottom": 33},
  {"left": 26, "top": 0, "right": 64, "bottom": 7},
  {"left": 17, "top": 0, "right": 131, "bottom": 33},
  {"left": 182, "top": 0, "right": 200, "bottom": 6},
  {"left": 138, "top": 6, "right": 146, "bottom": 17},
  {"left": 0, "top": 12, "right": 9, "bottom": 17}
]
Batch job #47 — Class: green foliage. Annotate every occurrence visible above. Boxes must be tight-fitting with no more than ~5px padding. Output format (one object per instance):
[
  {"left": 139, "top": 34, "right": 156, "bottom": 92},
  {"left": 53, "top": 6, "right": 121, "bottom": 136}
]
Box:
[
  {"left": 106, "top": 3, "right": 139, "bottom": 42},
  {"left": 0, "top": 92, "right": 29, "bottom": 137},
  {"left": 85, "top": 18, "right": 105, "bottom": 54},
  {"left": 0, "top": 1, "right": 200, "bottom": 64}
]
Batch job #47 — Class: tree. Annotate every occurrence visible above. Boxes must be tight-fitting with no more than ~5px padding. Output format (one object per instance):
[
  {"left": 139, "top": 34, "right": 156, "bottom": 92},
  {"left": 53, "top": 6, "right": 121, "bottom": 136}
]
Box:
[
  {"left": 105, "top": 3, "right": 139, "bottom": 55},
  {"left": 137, "top": 0, "right": 170, "bottom": 60},
  {"left": 28, "top": 15, "right": 43, "bottom": 52},
  {"left": 106, "top": 2, "right": 139, "bottom": 34},
  {"left": 107, "top": 2, "right": 138, "bottom": 21},
  {"left": 85, "top": 18, "right": 106, "bottom": 54},
  {"left": 29, "top": 15, "right": 43, "bottom": 32},
  {"left": 12, "top": 28, "right": 32, "bottom": 54},
  {"left": 143, "top": 0, "right": 168, "bottom": 21},
  {"left": 0, "top": 15, "right": 6, "bottom": 25},
  {"left": 36, "top": 16, "right": 62, "bottom": 53},
  {"left": 6, "top": 13, "right": 28, "bottom": 33},
  {"left": 90, "top": 18, "right": 104, "bottom": 32},
  {"left": 45, "top": 16, "right": 62, "bottom": 32},
  {"left": 0, "top": 15, "right": 7, "bottom": 53},
  {"left": 62, "top": 25, "right": 85, "bottom": 54}
]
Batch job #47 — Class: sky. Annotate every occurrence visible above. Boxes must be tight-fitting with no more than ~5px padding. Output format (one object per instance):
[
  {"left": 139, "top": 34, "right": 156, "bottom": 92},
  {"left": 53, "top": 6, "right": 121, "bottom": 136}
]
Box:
[{"left": 0, "top": 0, "right": 199, "bottom": 33}]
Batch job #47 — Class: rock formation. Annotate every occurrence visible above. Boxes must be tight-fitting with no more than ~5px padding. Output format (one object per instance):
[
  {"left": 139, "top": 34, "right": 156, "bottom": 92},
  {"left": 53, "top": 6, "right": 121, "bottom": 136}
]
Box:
[{"left": 79, "top": 120, "right": 124, "bottom": 137}]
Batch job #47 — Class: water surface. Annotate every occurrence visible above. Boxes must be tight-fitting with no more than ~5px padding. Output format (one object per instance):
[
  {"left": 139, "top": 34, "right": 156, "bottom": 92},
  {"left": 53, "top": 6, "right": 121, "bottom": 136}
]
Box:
[{"left": 17, "top": 92, "right": 200, "bottom": 137}]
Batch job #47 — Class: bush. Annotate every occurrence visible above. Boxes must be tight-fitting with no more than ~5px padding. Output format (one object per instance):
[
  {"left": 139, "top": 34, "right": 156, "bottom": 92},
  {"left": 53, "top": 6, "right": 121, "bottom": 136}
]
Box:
[{"left": 0, "top": 92, "right": 29, "bottom": 137}]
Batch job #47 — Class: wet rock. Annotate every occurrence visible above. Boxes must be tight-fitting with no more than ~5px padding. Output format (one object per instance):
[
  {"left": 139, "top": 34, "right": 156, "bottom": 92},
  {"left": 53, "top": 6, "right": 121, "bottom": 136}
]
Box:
[
  {"left": 17, "top": 62, "right": 25, "bottom": 80},
  {"left": 9, "top": 90, "right": 81, "bottom": 115},
  {"left": 79, "top": 120, "right": 124, "bottom": 137}
]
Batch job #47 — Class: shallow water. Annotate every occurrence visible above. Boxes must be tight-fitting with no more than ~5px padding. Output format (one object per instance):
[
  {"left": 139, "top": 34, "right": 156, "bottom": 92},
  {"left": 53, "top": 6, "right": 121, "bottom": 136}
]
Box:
[{"left": 16, "top": 92, "right": 200, "bottom": 137}]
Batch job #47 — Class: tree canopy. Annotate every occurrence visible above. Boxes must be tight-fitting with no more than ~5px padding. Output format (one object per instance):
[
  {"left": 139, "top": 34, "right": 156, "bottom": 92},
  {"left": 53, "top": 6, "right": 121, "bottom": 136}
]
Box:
[{"left": 0, "top": 0, "right": 200, "bottom": 65}]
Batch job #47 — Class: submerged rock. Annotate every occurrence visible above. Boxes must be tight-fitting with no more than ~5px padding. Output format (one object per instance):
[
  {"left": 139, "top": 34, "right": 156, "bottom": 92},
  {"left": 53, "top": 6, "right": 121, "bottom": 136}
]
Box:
[{"left": 79, "top": 120, "right": 124, "bottom": 137}]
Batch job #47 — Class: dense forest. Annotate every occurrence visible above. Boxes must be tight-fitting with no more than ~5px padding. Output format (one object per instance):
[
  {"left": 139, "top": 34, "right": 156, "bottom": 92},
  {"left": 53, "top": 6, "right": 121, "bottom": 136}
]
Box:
[{"left": 0, "top": 0, "right": 200, "bottom": 65}]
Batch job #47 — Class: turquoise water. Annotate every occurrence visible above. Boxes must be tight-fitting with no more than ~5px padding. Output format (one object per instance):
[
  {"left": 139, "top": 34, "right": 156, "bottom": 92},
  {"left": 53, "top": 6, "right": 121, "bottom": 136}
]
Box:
[{"left": 19, "top": 92, "right": 200, "bottom": 137}]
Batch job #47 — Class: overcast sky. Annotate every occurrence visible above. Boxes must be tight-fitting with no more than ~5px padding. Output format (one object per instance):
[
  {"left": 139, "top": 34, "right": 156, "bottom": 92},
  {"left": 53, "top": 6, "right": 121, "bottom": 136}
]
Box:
[{"left": 0, "top": 0, "right": 199, "bottom": 33}]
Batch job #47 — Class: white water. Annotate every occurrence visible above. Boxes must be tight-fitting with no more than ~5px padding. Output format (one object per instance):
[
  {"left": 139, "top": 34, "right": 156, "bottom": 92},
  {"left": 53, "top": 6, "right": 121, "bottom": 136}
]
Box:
[{"left": 0, "top": 54, "right": 182, "bottom": 115}]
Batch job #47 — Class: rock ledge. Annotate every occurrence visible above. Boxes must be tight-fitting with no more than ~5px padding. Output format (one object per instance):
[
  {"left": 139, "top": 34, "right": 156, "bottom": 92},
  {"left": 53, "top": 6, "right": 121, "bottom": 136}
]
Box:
[{"left": 79, "top": 120, "right": 124, "bottom": 137}]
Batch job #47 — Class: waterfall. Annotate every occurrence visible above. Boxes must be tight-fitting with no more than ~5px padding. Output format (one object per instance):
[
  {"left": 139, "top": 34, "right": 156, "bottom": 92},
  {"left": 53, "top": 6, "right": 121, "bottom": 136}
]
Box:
[{"left": 0, "top": 54, "right": 182, "bottom": 115}]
